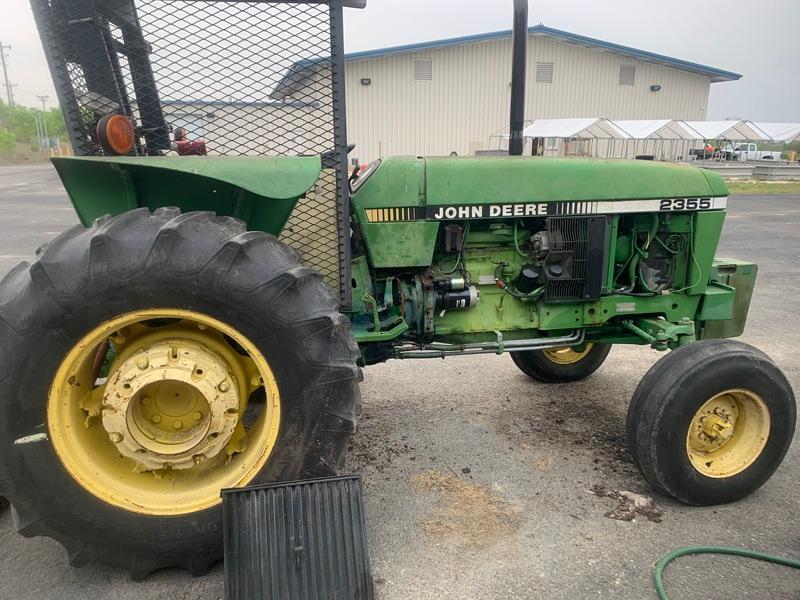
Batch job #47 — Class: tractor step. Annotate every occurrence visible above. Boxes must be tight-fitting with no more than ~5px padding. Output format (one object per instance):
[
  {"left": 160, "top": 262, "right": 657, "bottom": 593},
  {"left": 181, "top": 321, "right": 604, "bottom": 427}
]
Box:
[{"left": 222, "top": 475, "right": 374, "bottom": 600}]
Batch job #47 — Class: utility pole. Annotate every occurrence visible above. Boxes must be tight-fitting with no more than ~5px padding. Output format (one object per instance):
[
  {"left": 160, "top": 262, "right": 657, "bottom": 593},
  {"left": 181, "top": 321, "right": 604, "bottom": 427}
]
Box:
[
  {"left": 36, "top": 94, "right": 49, "bottom": 149},
  {"left": 0, "top": 42, "right": 13, "bottom": 106},
  {"left": 34, "top": 114, "right": 43, "bottom": 152}
]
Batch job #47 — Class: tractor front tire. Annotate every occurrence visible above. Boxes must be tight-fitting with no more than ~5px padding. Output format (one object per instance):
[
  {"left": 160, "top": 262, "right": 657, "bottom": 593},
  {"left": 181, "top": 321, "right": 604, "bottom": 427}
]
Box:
[
  {"left": 0, "top": 208, "right": 361, "bottom": 578},
  {"left": 627, "top": 339, "right": 795, "bottom": 505},
  {"left": 510, "top": 343, "right": 611, "bottom": 383}
]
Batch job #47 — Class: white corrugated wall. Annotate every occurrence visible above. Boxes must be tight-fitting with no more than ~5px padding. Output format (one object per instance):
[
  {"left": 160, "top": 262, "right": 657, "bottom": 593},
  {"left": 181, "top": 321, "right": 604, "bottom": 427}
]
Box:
[{"left": 344, "top": 35, "right": 711, "bottom": 162}]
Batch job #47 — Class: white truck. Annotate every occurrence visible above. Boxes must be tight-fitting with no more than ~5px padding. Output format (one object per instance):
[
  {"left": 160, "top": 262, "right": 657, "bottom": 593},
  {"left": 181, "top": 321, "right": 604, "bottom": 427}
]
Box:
[{"left": 724, "top": 143, "right": 782, "bottom": 161}]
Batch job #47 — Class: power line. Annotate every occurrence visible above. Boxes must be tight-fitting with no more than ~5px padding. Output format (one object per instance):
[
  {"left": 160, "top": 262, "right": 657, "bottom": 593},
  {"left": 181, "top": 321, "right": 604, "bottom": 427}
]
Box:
[
  {"left": 35, "top": 94, "right": 49, "bottom": 112},
  {"left": 0, "top": 42, "right": 14, "bottom": 107}
]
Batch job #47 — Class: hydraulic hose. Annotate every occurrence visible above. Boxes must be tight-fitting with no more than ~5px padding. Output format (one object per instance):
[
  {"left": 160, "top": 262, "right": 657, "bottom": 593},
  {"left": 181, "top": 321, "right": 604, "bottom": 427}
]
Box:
[{"left": 653, "top": 546, "right": 800, "bottom": 600}]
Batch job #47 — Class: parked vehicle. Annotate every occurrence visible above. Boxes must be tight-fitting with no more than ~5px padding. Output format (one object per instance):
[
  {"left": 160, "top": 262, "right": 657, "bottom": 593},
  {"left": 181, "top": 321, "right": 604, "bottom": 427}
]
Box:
[
  {"left": 689, "top": 143, "right": 722, "bottom": 160},
  {"left": 724, "top": 143, "right": 782, "bottom": 161}
]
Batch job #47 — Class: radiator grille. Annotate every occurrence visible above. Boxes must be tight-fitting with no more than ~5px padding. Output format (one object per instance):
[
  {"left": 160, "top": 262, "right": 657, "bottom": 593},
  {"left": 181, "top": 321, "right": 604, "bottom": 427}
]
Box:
[
  {"left": 544, "top": 216, "right": 607, "bottom": 303},
  {"left": 31, "top": 0, "right": 351, "bottom": 304}
]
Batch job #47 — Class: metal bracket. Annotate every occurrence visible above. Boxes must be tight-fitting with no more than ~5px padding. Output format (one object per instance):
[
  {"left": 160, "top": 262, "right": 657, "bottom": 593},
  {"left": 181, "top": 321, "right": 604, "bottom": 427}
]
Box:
[
  {"left": 495, "top": 330, "right": 505, "bottom": 354},
  {"left": 622, "top": 317, "right": 695, "bottom": 350},
  {"left": 361, "top": 293, "right": 381, "bottom": 333},
  {"left": 352, "top": 320, "right": 409, "bottom": 344}
]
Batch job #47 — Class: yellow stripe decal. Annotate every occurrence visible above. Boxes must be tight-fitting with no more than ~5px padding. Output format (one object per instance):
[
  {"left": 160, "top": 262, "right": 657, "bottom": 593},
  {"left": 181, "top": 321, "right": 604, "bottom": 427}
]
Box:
[{"left": 365, "top": 206, "right": 422, "bottom": 222}]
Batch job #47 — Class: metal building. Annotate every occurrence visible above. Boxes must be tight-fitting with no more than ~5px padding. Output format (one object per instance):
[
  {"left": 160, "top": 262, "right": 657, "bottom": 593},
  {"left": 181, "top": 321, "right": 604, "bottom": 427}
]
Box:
[{"left": 326, "top": 25, "right": 741, "bottom": 162}]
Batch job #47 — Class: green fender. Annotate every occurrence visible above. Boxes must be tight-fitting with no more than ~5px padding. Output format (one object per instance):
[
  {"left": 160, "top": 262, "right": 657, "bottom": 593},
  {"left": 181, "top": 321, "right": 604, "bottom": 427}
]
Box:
[{"left": 50, "top": 155, "right": 322, "bottom": 235}]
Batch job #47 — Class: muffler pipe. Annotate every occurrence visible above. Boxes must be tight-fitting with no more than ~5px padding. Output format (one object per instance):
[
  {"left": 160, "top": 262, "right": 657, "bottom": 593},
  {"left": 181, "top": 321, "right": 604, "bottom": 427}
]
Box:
[{"left": 508, "top": 0, "right": 528, "bottom": 156}]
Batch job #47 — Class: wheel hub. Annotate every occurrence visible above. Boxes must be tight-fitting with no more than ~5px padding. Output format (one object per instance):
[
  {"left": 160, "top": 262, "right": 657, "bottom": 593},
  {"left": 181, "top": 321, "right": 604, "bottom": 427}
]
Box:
[
  {"left": 688, "top": 399, "right": 738, "bottom": 453},
  {"left": 102, "top": 339, "right": 240, "bottom": 471},
  {"left": 542, "top": 344, "right": 593, "bottom": 365},
  {"left": 700, "top": 412, "right": 734, "bottom": 445},
  {"left": 48, "top": 308, "right": 281, "bottom": 516},
  {"left": 686, "top": 390, "right": 770, "bottom": 478}
]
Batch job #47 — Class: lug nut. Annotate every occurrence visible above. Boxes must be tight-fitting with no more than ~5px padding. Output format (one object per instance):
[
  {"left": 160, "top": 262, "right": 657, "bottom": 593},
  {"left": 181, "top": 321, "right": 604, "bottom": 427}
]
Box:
[
  {"left": 192, "top": 411, "right": 203, "bottom": 421},
  {"left": 151, "top": 414, "right": 162, "bottom": 424},
  {"left": 173, "top": 420, "right": 183, "bottom": 430},
  {"left": 251, "top": 376, "right": 262, "bottom": 387},
  {"left": 141, "top": 396, "right": 152, "bottom": 407},
  {"left": 218, "top": 380, "right": 230, "bottom": 392},
  {"left": 136, "top": 356, "right": 149, "bottom": 370},
  {"left": 193, "top": 454, "right": 206, "bottom": 464},
  {"left": 109, "top": 432, "right": 123, "bottom": 443}
]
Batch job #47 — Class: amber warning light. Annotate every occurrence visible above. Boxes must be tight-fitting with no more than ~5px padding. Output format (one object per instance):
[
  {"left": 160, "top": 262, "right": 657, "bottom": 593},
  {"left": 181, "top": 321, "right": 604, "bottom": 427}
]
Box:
[{"left": 96, "top": 114, "right": 136, "bottom": 156}]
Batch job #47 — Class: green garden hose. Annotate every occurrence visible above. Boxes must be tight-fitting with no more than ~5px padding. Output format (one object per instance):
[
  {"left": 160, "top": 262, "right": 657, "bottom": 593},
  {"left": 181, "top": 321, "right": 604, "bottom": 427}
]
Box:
[{"left": 654, "top": 546, "right": 800, "bottom": 600}]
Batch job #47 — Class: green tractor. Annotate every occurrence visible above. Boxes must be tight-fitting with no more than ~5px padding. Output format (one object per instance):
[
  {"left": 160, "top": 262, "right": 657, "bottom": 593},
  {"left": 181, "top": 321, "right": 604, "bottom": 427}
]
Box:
[{"left": 1, "top": 0, "right": 793, "bottom": 579}]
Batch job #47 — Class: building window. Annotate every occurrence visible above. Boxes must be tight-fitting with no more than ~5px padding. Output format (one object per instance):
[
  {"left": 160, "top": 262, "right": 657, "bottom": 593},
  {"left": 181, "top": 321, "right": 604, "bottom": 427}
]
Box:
[
  {"left": 414, "top": 59, "right": 433, "bottom": 81},
  {"left": 619, "top": 64, "right": 636, "bottom": 85},
  {"left": 535, "top": 62, "right": 554, "bottom": 84}
]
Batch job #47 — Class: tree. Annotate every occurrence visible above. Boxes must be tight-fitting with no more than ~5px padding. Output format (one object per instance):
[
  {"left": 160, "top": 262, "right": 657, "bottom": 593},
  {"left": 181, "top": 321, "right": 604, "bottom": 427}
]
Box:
[
  {"left": 0, "top": 128, "right": 15, "bottom": 155},
  {"left": 44, "top": 107, "right": 67, "bottom": 141},
  {"left": 0, "top": 100, "right": 68, "bottom": 148}
]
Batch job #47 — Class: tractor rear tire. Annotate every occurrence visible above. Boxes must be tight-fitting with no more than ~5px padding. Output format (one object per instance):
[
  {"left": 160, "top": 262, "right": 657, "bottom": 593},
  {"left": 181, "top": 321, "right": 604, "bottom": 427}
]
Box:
[
  {"left": 0, "top": 208, "right": 361, "bottom": 578},
  {"left": 626, "top": 339, "right": 795, "bottom": 505},
  {"left": 510, "top": 343, "right": 611, "bottom": 383}
]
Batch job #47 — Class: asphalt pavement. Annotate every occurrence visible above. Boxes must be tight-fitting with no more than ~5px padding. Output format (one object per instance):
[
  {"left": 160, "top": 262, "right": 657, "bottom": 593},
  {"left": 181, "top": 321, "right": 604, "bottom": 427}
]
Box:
[{"left": 0, "top": 163, "right": 799, "bottom": 599}]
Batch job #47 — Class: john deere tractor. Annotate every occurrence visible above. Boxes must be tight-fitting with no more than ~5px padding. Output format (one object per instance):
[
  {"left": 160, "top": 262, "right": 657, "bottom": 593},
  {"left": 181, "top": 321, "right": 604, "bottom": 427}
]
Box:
[{"left": 0, "top": 0, "right": 793, "bottom": 579}]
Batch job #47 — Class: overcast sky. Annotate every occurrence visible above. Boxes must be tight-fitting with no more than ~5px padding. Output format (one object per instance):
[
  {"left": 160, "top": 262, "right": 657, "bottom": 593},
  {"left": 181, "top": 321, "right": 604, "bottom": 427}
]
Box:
[{"left": 1, "top": 0, "right": 797, "bottom": 121}]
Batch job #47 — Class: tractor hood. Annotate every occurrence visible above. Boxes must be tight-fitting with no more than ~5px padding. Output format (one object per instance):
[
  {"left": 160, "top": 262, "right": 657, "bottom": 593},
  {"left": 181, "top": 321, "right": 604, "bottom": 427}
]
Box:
[
  {"left": 350, "top": 156, "right": 729, "bottom": 269},
  {"left": 422, "top": 156, "right": 728, "bottom": 204},
  {"left": 51, "top": 155, "right": 322, "bottom": 235}
]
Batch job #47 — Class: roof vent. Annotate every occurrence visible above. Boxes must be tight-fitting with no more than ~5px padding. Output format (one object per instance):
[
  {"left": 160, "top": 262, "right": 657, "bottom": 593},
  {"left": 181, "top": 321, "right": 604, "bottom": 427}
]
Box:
[
  {"left": 414, "top": 59, "right": 433, "bottom": 81},
  {"left": 535, "top": 62, "right": 554, "bottom": 84},
  {"left": 619, "top": 64, "right": 636, "bottom": 85}
]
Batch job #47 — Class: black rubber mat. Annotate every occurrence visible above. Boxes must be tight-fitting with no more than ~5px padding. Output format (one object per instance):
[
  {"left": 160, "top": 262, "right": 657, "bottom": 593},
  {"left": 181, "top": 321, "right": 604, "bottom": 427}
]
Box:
[{"left": 222, "top": 475, "right": 374, "bottom": 600}]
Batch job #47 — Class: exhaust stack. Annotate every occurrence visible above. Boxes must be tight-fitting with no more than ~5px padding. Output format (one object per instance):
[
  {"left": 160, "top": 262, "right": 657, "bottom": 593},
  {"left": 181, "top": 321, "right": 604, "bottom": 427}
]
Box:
[{"left": 508, "top": 0, "right": 528, "bottom": 156}]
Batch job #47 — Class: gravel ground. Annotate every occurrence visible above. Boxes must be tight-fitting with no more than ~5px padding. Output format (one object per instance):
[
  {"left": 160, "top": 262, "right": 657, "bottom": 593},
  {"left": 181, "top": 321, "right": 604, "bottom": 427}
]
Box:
[{"left": 0, "top": 164, "right": 798, "bottom": 599}]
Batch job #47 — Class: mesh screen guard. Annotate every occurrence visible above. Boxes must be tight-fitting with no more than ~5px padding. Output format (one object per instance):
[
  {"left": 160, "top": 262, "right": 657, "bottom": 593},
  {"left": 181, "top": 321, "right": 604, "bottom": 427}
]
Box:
[{"left": 32, "top": 0, "right": 352, "bottom": 306}]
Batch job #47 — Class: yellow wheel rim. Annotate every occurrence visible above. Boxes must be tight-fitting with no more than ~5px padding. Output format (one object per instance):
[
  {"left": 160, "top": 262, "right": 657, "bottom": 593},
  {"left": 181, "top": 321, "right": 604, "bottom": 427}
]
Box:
[
  {"left": 686, "top": 389, "right": 770, "bottom": 478},
  {"left": 48, "top": 309, "right": 281, "bottom": 516},
  {"left": 542, "top": 344, "right": 594, "bottom": 365}
]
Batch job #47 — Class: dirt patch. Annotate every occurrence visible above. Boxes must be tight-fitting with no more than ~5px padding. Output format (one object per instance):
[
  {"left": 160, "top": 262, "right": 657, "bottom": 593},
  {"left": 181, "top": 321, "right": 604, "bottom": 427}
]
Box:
[
  {"left": 348, "top": 429, "right": 416, "bottom": 475},
  {"left": 496, "top": 386, "right": 640, "bottom": 481},
  {"left": 533, "top": 456, "right": 553, "bottom": 471},
  {"left": 412, "top": 470, "right": 523, "bottom": 547}
]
